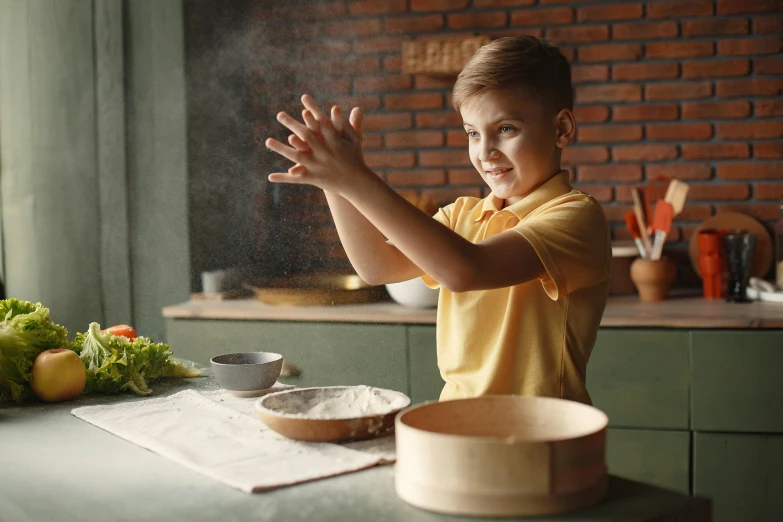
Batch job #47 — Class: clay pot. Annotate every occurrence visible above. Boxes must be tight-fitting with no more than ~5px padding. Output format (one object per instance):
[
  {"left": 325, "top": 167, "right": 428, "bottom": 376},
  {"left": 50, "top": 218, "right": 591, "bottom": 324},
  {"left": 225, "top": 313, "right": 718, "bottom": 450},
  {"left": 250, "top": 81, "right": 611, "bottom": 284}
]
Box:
[{"left": 630, "top": 257, "right": 676, "bottom": 302}]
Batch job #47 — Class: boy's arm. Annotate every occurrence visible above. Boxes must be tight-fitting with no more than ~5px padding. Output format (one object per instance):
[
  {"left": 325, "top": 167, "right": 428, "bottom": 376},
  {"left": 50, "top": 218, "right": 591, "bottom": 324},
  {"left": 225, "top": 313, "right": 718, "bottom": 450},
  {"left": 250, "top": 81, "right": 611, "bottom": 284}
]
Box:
[{"left": 266, "top": 95, "right": 545, "bottom": 292}]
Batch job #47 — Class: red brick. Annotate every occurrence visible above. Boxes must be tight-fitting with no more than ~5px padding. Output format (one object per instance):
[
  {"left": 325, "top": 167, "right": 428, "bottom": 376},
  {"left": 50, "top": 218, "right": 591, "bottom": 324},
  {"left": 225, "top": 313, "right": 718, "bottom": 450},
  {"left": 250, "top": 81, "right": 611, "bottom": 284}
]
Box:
[
  {"left": 561, "top": 146, "right": 610, "bottom": 164},
  {"left": 647, "top": 123, "right": 713, "bottom": 141},
  {"left": 754, "top": 183, "right": 783, "bottom": 200},
  {"left": 362, "top": 133, "right": 383, "bottom": 149},
  {"left": 446, "top": 130, "right": 469, "bottom": 147},
  {"left": 651, "top": 0, "right": 715, "bottom": 17},
  {"left": 578, "top": 124, "right": 643, "bottom": 143},
  {"left": 577, "top": 4, "right": 642, "bottom": 21},
  {"left": 718, "top": 37, "right": 783, "bottom": 55},
  {"left": 677, "top": 205, "right": 714, "bottom": 221},
  {"left": 365, "top": 151, "right": 415, "bottom": 168},
  {"left": 718, "top": 163, "right": 783, "bottom": 180},
  {"left": 613, "top": 104, "right": 679, "bottom": 121},
  {"left": 385, "top": 131, "right": 444, "bottom": 148},
  {"left": 646, "top": 82, "right": 712, "bottom": 100},
  {"left": 573, "top": 184, "right": 614, "bottom": 202},
  {"left": 411, "top": 0, "right": 468, "bottom": 10},
  {"left": 717, "top": 78, "right": 783, "bottom": 97},
  {"left": 755, "top": 99, "right": 783, "bottom": 117},
  {"left": 578, "top": 165, "right": 643, "bottom": 182},
  {"left": 385, "top": 15, "right": 444, "bottom": 34},
  {"left": 689, "top": 183, "right": 751, "bottom": 201},
  {"left": 716, "top": 203, "right": 781, "bottom": 221},
  {"left": 718, "top": 121, "right": 783, "bottom": 139},
  {"left": 613, "top": 62, "right": 679, "bottom": 81},
  {"left": 755, "top": 142, "right": 783, "bottom": 158},
  {"left": 323, "top": 19, "right": 381, "bottom": 38},
  {"left": 325, "top": 95, "right": 381, "bottom": 112},
  {"left": 387, "top": 169, "right": 447, "bottom": 186},
  {"left": 579, "top": 43, "right": 643, "bottom": 62},
  {"left": 447, "top": 168, "right": 483, "bottom": 185},
  {"left": 354, "top": 75, "right": 412, "bottom": 92},
  {"left": 416, "top": 111, "right": 463, "bottom": 128},
  {"left": 612, "top": 21, "right": 678, "bottom": 40},
  {"left": 574, "top": 106, "right": 610, "bottom": 123},
  {"left": 422, "top": 187, "right": 482, "bottom": 206},
  {"left": 576, "top": 84, "right": 642, "bottom": 103},
  {"left": 418, "top": 150, "right": 471, "bottom": 167},
  {"left": 414, "top": 76, "right": 455, "bottom": 90},
  {"left": 603, "top": 205, "right": 635, "bottom": 223},
  {"left": 682, "top": 101, "right": 751, "bottom": 119},
  {"left": 717, "top": 0, "right": 783, "bottom": 15},
  {"left": 290, "top": 1, "right": 346, "bottom": 20},
  {"left": 349, "top": 0, "right": 407, "bottom": 15},
  {"left": 754, "top": 15, "right": 783, "bottom": 34},
  {"left": 755, "top": 57, "right": 783, "bottom": 74},
  {"left": 646, "top": 41, "right": 714, "bottom": 59},
  {"left": 646, "top": 163, "right": 713, "bottom": 180},
  {"left": 572, "top": 65, "right": 609, "bottom": 83},
  {"left": 384, "top": 56, "right": 402, "bottom": 72},
  {"left": 681, "top": 142, "right": 750, "bottom": 160},
  {"left": 682, "top": 59, "right": 750, "bottom": 79},
  {"left": 475, "top": 0, "right": 535, "bottom": 6},
  {"left": 682, "top": 18, "right": 749, "bottom": 36},
  {"left": 613, "top": 144, "right": 678, "bottom": 162},
  {"left": 354, "top": 36, "right": 405, "bottom": 54},
  {"left": 363, "top": 113, "right": 412, "bottom": 131},
  {"left": 547, "top": 25, "right": 609, "bottom": 43},
  {"left": 511, "top": 7, "right": 574, "bottom": 26},
  {"left": 385, "top": 93, "right": 443, "bottom": 111},
  {"left": 449, "top": 11, "right": 508, "bottom": 30}
]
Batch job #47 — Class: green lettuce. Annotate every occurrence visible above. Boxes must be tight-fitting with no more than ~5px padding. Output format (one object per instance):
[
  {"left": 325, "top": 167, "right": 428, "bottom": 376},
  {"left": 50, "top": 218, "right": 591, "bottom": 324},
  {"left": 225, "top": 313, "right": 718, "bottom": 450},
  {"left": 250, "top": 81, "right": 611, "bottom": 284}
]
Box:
[
  {"left": 0, "top": 299, "right": 70, "bottom": 402},
  {"left": 71, "top": 322, "right": 201, "bottom": 396}
]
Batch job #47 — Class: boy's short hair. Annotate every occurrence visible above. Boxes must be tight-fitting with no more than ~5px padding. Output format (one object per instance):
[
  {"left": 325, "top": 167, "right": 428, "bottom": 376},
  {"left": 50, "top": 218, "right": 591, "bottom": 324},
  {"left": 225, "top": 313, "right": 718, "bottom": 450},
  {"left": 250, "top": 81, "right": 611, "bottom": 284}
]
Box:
[{"left": 452, "top": 36, "right": 573, "bottom": 114}]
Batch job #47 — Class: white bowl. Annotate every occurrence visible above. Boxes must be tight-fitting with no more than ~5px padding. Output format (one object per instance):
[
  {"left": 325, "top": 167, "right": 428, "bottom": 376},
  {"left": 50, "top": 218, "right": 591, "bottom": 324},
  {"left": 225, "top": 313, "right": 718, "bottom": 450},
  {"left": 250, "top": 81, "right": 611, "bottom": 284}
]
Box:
[{"left": 385, "top": 278, "right": 439, "bottom": 308}]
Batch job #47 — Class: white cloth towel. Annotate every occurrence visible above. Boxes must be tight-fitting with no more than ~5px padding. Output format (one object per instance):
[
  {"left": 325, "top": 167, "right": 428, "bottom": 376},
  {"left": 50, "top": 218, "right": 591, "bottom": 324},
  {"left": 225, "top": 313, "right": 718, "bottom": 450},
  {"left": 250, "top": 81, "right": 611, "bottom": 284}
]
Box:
[{"left": 71, "top": 388, "right": 396, "bottom": 493}]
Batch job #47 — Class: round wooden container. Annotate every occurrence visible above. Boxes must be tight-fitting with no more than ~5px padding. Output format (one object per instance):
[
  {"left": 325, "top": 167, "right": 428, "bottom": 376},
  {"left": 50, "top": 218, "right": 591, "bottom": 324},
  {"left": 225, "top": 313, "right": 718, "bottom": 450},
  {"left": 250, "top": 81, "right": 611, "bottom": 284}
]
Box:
[{"left": 394, "top": 396, "right": 608, "bottom": 517}]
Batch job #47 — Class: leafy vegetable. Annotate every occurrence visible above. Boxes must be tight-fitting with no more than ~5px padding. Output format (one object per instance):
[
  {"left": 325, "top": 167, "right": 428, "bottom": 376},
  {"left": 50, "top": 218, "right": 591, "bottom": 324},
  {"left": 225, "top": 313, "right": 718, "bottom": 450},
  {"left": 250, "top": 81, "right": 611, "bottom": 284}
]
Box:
[
  {"left": 71, "top": 322, "right": 201, "bottom": 396},
  {"left": 0, "top": 299, "right": 70, "bottom": 402}
]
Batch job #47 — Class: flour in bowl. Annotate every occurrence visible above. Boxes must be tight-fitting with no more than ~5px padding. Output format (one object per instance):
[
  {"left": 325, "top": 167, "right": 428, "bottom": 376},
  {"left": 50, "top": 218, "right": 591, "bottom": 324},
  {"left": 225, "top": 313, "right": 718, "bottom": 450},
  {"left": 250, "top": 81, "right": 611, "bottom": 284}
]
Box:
[{"left": 259, "top": 386, "right": 410, "bottom": 419}]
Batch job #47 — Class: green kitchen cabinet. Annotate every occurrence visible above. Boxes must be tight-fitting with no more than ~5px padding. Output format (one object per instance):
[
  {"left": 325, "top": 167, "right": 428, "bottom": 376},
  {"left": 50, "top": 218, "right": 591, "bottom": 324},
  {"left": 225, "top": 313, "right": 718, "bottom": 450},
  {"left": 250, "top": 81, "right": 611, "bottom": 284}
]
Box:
[
  {"left": 606, "top": 428, "right": 691, "bottom": 494},
  {"left": 693, "top": 432, "right": 783, "bottom": 522},
  {"left": 408, "top": 325, "right": 443, "bottom": 404},
  {"left": 586, "top": 330, "right": 690, "bottom": 430},
  {"left": 165, "top": 319, "right": 408, "bottom": 394},
  {"left": 691, "top": 330, "right": 783, "bottom": 433}
]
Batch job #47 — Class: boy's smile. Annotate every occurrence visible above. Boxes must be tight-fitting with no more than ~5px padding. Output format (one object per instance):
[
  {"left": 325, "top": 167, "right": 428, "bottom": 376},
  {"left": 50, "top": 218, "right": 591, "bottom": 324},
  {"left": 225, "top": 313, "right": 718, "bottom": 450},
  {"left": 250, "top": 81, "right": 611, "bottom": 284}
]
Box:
[{"left": 461, "top": 88, "right": 570, "bottom": 207}]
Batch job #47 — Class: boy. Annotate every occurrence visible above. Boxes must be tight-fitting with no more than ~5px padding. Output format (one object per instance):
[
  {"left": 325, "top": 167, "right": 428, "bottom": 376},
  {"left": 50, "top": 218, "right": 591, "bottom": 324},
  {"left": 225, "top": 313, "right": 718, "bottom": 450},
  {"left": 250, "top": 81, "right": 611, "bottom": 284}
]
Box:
[{"left": 265, "top": 36, "right": 611, "bottom": 405}]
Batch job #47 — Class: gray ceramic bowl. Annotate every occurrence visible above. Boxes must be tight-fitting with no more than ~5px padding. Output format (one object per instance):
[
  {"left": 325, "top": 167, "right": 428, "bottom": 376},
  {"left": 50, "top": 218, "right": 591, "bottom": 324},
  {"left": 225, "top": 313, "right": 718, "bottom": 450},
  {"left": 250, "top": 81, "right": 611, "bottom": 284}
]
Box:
[{"left": 210, "top": 352, "right": 283, "bottom": 394}]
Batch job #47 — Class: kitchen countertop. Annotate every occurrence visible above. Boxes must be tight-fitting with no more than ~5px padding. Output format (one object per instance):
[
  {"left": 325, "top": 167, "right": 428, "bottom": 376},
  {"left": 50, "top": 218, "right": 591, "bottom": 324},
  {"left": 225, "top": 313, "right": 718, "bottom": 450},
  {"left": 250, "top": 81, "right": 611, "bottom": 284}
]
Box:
[
  {"left": 2, "top": 375, "right": 710, "bottom": 522},
  {"left": 163, "top": 293, "right": 783, "bottom": 329}
]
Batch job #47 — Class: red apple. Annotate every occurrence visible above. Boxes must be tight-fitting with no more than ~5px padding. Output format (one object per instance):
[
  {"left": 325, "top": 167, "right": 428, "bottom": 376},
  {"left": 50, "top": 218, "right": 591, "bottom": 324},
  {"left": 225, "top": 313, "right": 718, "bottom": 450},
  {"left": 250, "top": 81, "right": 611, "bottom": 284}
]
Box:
[{"left": 30, "top": 349, "right": 87, "bottom": 402}]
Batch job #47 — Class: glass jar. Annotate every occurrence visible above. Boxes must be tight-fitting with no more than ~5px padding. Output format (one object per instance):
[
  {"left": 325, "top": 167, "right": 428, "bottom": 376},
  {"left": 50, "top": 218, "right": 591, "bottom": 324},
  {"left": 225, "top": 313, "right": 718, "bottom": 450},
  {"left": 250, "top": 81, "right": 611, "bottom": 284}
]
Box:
[{"left": 776, "top": 203, "right": 783, "bottom": 289}]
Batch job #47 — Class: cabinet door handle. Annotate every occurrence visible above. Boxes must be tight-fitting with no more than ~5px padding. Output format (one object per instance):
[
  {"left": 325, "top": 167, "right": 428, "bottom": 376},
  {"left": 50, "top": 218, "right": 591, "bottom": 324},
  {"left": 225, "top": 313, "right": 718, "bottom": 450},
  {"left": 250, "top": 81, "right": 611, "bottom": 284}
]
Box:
[{"left": 280, "top": 360, "right": 301, "bottom": 378}]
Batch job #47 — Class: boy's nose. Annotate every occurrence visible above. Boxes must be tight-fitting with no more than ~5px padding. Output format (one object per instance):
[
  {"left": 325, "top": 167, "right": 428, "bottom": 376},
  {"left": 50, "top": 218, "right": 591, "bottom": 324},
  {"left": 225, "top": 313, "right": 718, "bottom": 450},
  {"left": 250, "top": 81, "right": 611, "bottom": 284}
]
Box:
[{"left": 478, "top": 142, "right": 500, "bottom": 162}]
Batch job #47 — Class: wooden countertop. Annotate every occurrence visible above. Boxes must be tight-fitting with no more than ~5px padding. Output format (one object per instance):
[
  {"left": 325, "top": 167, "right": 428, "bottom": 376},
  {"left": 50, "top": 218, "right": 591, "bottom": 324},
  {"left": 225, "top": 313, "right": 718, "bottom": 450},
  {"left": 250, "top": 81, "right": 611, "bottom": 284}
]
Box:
[{"left": 163, "top": 294, "right": 783, "bottom": 329}]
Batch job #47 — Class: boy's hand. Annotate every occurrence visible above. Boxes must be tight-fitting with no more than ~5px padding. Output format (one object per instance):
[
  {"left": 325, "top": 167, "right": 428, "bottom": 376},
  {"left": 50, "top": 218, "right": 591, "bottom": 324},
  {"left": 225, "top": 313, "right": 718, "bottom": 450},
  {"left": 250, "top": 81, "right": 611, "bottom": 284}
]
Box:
[{"left": 266, "top": 94, "right": 369, "bottom": 196}]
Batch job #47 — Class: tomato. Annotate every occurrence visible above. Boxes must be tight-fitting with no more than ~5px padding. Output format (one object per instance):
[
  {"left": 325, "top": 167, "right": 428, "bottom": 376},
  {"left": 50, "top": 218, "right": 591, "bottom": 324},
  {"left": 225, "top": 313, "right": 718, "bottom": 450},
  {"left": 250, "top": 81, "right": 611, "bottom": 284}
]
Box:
[{"left": 104, "top": 324, "right": 137, "bottom": 340}]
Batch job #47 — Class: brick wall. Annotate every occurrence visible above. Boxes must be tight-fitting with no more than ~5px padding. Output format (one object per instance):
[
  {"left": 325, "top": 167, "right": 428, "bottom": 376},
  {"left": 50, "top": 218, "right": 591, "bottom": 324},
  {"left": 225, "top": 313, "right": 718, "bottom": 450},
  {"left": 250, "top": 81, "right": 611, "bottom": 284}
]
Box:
[{"left": 248, "top": 0, "right": 783, "bottom": 281}]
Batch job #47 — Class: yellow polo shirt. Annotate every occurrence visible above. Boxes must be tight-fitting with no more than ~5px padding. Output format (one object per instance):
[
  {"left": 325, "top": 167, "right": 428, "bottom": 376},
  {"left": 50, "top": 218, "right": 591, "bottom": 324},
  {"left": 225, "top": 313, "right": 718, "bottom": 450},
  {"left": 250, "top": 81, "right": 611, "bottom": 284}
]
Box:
[{"left": 421, "top": 171, "right": 611, "bottom": 404}]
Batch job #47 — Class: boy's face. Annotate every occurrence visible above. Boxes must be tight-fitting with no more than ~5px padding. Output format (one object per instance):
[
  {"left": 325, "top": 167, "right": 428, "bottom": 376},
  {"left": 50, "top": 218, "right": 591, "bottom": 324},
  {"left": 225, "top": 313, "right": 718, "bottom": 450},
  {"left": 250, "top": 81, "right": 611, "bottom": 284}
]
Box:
[{"left": 461, "top": 89, "right": 571, "bottom": 206}]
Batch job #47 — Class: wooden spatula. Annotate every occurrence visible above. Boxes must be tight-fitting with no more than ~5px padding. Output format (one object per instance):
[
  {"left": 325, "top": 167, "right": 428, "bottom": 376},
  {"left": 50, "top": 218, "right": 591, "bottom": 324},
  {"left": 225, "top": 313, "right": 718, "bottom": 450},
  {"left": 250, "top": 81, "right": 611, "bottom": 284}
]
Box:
[
  {"left": 624, "top": 212, "right": 647, "bottom": 259},
  {"left": 664, "top": 179, "right": 689, "bottom": 217},
  {"left": 651, "top": 200, "right": 674, "bottom": 260},
  {"left": 631, "top": 187, "right": 653, "bottom": 258}
]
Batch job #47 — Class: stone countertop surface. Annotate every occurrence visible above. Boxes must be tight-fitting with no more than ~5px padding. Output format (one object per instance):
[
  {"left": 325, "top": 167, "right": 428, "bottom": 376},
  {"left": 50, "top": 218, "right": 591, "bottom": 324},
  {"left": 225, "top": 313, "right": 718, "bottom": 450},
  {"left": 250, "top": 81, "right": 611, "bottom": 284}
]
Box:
[
  {"left": 163, "top": 293, "right": 783, "bottom": 329},
  {"left": 2, "top": 374, "right": 710, "bottom": 522}
]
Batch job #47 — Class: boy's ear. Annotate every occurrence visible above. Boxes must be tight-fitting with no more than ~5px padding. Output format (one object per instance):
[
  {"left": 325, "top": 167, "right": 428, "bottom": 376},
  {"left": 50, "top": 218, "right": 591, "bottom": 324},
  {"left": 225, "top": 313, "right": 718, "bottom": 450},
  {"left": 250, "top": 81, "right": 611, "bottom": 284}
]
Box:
[{"left": 554, "top": 109, "right": 576, "bottom": 148}]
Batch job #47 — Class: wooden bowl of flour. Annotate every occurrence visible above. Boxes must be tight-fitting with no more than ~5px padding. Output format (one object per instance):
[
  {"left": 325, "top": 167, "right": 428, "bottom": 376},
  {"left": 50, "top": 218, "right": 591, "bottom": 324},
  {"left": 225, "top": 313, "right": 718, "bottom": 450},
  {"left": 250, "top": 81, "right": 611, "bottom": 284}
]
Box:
[
  {"left": 395, "top": 396, "right": 609, "bottom": 517},
  {"left": 254, "top": 386, "right": 411, "bottom": 442}
]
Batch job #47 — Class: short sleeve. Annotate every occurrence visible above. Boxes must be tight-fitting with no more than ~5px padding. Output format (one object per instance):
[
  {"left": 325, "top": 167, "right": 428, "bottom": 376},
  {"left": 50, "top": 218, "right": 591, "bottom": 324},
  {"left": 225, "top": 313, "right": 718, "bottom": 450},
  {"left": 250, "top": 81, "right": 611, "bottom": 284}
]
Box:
[
  {"left": 420, "top": 205, "right": 453, "bottom": 289},
  {"left": 512, "top": 200, "right": 610, "bottom": 301}
]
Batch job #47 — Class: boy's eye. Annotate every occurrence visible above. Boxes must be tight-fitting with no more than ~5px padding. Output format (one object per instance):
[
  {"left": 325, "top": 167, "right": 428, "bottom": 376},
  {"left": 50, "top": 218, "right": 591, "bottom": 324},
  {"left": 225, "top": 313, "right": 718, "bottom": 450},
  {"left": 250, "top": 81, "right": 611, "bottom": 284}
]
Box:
[
  {"left": 500, "top": 125, "right": 515, "bottom": 133},
  {"left": 466, "top": 130, "right": 479, "bottom": 138}
]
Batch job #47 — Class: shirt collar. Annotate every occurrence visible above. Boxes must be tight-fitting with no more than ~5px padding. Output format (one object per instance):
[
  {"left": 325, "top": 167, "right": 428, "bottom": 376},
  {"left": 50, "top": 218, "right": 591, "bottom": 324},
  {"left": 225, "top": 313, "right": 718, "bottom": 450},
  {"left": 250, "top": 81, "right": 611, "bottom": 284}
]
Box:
[{"left": 474, "top": 170, "right": 573, "bottom": 222}]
